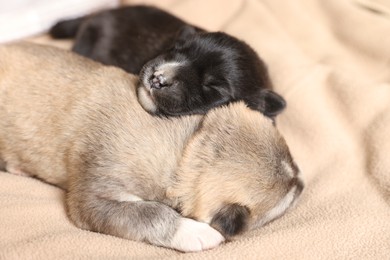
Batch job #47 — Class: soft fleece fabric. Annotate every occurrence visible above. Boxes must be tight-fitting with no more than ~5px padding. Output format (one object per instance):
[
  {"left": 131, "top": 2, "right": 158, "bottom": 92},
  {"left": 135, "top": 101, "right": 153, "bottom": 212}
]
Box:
[{"left": 1, "top": 0, "right": 390, "bottom": 259}]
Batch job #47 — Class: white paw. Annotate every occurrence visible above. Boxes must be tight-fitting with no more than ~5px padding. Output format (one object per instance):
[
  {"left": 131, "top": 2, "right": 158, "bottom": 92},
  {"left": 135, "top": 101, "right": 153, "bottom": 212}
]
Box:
[{"left": 170, "top": 218, "right": 225, "bottom": 252}]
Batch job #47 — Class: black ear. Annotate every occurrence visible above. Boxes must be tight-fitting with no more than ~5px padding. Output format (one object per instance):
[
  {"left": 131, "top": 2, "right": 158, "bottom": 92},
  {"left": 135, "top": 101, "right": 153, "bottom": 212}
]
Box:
[
  {"left": 210, "top": 203, "right": 250, "bottom": 237},
  {"left": 256, "top": 89, "right": 286, "bottom": 117},
  {"left": 175, "top": 25, "right": 198, "bottom": 42}
]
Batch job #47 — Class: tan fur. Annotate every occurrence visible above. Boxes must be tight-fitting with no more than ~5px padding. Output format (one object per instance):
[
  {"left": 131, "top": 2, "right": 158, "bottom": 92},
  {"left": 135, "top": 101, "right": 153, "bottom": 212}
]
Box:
[
  {"left": 0, "top": 42, "right": 303, "bottom": 251},
  {"left": 170, "top": 105, "right": 297, "bottom": 223}
]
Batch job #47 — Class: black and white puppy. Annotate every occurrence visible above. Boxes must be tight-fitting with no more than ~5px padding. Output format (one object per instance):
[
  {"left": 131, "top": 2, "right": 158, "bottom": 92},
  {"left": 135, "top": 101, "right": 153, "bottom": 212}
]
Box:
[{"left": 50, "top": 5, "right": 286, "bottom": 117}]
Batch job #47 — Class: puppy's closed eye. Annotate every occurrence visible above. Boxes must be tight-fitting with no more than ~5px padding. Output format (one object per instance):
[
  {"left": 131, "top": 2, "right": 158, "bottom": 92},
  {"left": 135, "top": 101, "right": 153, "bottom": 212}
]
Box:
[
  {"left": 203, "top": 81, "right": 223, "bottom": 89},
  {"left": 202, "top": 75, "right": 227, "bottom": 91},
  {"left": 210, "top": 203, "right": 250, "bottom": 237}
]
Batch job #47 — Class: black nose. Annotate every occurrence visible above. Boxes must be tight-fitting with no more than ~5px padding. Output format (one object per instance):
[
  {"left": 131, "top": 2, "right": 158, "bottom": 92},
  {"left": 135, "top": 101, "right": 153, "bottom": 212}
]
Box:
[{"left": 150, "top": 74, "right": 168, "bottom": 89}]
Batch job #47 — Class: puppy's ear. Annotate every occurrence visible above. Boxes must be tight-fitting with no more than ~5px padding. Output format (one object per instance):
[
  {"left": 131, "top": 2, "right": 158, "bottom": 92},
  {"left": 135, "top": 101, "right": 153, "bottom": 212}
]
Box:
[
  {"left": 176, "top": 25, "right": 198, "bottom": 41},
  {"left": 210, "top": 203, "right": 250, "bottom": 237},
  {"left": 255, "top": 89, "right": 286, "bottom": 117}
]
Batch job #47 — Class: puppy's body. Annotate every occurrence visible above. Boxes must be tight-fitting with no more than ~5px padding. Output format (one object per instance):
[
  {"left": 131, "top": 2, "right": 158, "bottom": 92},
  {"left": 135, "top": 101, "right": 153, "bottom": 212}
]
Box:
[
  {"left": 50, "top": 6, "right": 200, "bottom": 74},
  {"left": 50, "top": 5, "right": 286, "bottom": 117},
  {"left": 0, "top": 43, "right": 303, "bottom": 252}
]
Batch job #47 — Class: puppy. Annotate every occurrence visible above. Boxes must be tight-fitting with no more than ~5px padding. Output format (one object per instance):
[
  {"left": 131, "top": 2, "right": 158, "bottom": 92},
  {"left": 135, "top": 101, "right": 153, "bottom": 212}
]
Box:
[
  {"left": 50, "top": 5, "right": 286, "bottom": 117},
  {"left": 0, "top": 43, "right": 303, "bottom": 252}
]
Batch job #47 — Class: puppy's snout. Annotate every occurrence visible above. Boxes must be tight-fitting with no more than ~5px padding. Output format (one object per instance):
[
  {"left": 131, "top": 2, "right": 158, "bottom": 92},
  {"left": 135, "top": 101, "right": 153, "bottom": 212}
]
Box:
[
  {"left": 147, "top": 60, "right": 183, "bottom": 89},
  {"left": 150, "top": 72, "right": 168, "bottom": 89}
]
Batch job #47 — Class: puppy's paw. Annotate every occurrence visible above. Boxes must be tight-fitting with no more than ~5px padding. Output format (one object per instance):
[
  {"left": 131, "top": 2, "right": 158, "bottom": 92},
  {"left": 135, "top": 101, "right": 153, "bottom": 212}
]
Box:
[{"left": 170, "top": 218, "right": 225, "bottom": 252}]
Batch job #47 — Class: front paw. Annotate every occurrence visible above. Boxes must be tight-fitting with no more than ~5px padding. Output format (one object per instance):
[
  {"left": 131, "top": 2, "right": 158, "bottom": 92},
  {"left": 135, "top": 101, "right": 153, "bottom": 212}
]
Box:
[{"left": 170, "top": 218, "right": 225, "bottom": 252}]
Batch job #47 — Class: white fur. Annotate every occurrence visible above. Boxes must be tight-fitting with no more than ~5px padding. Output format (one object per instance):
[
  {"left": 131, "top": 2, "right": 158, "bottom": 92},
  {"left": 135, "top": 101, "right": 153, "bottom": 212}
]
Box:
[
  {"left": 282, "top": 160, "right": 295, "bottom": 178},
  {"left": 154, "top": 61, "right": 183, "bottom": 75},
  {"left": 116, "top": 192, "right": 143, "bottom": 202},
  {"left": 255, "top": 185, "right": 297, "bottom": 228},
  {"left": 170, "top": 218, "right": 225, "bottom": 252}
]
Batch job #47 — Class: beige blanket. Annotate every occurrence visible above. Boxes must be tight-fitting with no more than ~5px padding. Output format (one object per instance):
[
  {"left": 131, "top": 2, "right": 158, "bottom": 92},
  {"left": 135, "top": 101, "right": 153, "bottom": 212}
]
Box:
[{"left": 1, "top": 0, "right": 390, "bottom": 258}]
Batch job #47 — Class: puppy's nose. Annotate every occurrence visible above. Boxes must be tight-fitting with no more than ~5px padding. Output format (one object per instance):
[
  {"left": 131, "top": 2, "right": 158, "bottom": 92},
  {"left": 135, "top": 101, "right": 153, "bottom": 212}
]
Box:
[{"left": 150, "top": 71, "right": 169, "bottom": 89}]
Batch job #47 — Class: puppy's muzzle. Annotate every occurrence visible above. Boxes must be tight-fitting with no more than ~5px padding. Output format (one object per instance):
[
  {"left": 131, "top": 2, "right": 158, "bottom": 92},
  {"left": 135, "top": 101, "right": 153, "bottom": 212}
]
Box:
[{"left": 150, "top": 72, "right": 170, "bottom": 89}]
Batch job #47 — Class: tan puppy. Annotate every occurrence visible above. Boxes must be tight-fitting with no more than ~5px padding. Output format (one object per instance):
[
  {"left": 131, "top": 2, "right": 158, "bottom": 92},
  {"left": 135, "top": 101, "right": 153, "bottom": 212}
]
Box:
[{"left": 0, "top": 43, "right": 303, "bottom": 252}]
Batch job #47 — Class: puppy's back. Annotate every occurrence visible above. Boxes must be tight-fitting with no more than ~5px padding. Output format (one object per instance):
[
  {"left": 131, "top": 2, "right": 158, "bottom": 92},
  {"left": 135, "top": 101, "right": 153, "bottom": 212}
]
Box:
[
  {"left": 0, "top": 43, "right": 139, "bottom": 187},
  {"left": 0, "top": 43, "right": 200, "bottom": 192}
]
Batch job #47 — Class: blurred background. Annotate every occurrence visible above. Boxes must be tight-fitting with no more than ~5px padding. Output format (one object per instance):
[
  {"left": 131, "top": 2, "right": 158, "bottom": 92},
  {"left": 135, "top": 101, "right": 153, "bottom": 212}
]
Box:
[{"left": 0, "top": 0, "right": 123, "bottom": 42}]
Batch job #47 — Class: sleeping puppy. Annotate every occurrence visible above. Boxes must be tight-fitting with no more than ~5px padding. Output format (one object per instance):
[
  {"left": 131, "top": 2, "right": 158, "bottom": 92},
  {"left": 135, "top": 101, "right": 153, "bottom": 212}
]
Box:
[
  {"left": 50, "top": 5, "right": 286, "bottom": 117},
  {"left": 0, "top": 43, "right": 303, "bottom": 252}
]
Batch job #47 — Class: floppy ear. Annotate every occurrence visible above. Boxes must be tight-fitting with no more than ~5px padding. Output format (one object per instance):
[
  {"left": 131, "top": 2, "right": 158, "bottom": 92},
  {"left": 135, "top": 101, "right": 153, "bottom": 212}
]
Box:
[
  {"left": 175, "top": 25, "right": 200, "bottom": 42},
  {"left": 255, "top": 89, "right": 287, "bottom": 117},
  {"left": 210, "top": 203, "right": 250, "bottom": 237}
]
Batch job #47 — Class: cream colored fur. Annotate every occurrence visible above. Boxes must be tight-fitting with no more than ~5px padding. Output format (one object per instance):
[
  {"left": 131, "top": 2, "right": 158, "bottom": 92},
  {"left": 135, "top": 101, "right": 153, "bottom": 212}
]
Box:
[{"left": 0, "top": 42, "right": 303, "bottom": 252}]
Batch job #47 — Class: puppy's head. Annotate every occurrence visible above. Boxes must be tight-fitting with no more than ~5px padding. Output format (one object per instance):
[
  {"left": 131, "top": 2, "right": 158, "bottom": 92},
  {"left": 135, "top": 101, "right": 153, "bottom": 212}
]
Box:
[
  {"left": 138, "top": 27, "right": 286, "bottom": 118},
  {"left": 168, "top": 102, "right": 303, "bottom": 238}
]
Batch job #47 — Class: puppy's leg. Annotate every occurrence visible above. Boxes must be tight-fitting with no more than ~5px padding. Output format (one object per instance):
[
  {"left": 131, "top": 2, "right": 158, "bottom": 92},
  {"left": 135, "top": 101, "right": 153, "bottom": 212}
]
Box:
[{"left": 66, "top": 192, "right": 224, "bottom": 252}]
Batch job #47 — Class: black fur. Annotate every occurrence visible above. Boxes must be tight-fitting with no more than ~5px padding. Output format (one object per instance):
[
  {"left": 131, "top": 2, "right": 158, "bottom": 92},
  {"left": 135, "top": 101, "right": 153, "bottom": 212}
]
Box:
[
  {"left": 50, "top": 6, "right": 201, "bottom": 74},
  {"left": 50, "top": 5, "right": 286, "bottom": 117},
  {"left": 140, "top": 28, "right": 285, "bottom": 117},
  {"left": 50, "top": 17, "right": 84, "bottom": 38},
  {"left": 210, "top": 203, "right": 250, "bottom": 237}
]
